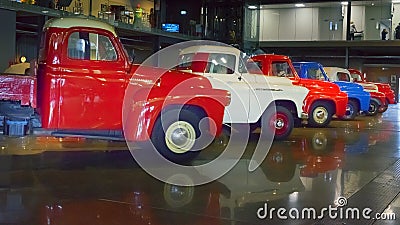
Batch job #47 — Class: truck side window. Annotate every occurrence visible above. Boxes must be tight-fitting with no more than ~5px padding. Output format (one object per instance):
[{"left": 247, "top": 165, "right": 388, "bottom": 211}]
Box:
[
  {"left": 68, "top": 32, "right": 89, "bottom": 60},
  {"left": 67, "top": 32, "right": 117, "bottom": 61}
]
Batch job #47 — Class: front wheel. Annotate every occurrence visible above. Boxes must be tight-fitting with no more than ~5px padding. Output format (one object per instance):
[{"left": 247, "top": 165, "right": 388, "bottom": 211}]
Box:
[
  {"left": 308, "top": 102, "right": 332, "bottom": 128},
  {"left": 261, "top": 106, "right": 294, "bottom": 140},
  {"left": 366, "top": 100, "right": 379, "bottom": 116},
  {"left": 341, "top": 99, "right": 359, "bottom": 120},
  {"left": 151, "top": 109, "right": 203, "bottom": 164},
  {"left": 378, "top": 99, "right": 389, "bottom": 113}
]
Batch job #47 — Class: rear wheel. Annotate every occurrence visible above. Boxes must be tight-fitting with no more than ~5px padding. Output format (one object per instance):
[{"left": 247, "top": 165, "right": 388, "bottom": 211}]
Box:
[
  {"left": 367, "top": 100, "right": 379, "bottom": 116},
  {"left": 151, "top": 109, "right": 203, "bottom": 164},
  {"left": 341, "top": 99, "right": 359, "bottom": 120},
  {"left": 261, "top": 106, "right": 294, "bottom": 140},
  {"left": 308, "top": 102, "right": 332, "bottom": 127}
]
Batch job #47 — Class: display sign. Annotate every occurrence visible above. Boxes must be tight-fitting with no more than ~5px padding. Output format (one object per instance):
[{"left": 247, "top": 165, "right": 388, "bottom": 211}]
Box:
[{"left": 162, "top": 23, "right": 179, "bottom": 33}]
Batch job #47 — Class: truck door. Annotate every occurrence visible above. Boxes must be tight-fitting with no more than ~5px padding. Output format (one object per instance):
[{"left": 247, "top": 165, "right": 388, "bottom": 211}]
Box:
[
  {"left": 59, "top": 29, "right": 128, "bottom": 129},
  {"left": 201, "top": 53, "right": 251, "bottom": 123}
]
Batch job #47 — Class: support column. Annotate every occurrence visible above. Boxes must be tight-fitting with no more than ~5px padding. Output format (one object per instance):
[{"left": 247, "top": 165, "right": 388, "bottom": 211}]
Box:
[
  {"left": 346, "top": 1, "right": 352, "bottom": 41},
  {"left": 0, "top": 9, "right": 16, "bottom": 72}
]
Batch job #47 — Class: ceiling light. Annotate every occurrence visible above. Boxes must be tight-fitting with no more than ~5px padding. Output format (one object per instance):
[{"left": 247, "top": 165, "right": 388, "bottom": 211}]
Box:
[
  {"left": 341, "top": 2, "right": 348, "bottom": 5},
  {"left": 248, "top": 5, "right": 257, "bottom": 9},
  {"left": 393, "top": 0, "right": 400, "bottom": 3},
  {"left": 295, "top": 3, "right": 305, "bottom": 7}
]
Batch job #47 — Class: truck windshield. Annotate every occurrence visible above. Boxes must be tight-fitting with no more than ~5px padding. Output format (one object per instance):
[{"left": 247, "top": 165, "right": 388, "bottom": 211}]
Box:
[
  {"left": 337, "top": 72, "right": 351, "bottom": 82},
  {"left": 350, "top": 73, "right": 362, "bottom": 82},
  {"left": 271, "top": 61, "right": 294, "bottom": 77},
  {"left": 306, "top": 67, "right": 326, "bottom": 81}
]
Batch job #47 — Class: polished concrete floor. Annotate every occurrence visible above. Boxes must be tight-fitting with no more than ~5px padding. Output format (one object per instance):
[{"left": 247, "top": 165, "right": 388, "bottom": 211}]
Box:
[{"left": 1, "top": 105, "right": 400, "bottom": 225}]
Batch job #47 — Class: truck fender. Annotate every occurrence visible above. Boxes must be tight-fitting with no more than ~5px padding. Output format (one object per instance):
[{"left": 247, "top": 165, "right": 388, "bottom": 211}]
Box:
[
  {"left": 302, "top": 94, "right": 335, "bottom": 115},
  {"left": 124, "top": 96, "right": 225, "bottom": 142}
]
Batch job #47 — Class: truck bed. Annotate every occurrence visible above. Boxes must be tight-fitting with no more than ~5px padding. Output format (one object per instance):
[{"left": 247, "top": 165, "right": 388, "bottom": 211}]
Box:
[{"left": 0, "top": 74, "right": 36, "bottom": 108}]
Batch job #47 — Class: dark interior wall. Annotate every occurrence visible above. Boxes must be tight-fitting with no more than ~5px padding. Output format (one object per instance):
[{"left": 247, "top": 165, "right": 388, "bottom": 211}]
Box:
[
  {"left": 0, "top": 9, "right": 16, "bottom": 72},
  {"left": 164, "top": 0, "right": 202, "bottom": 35}
]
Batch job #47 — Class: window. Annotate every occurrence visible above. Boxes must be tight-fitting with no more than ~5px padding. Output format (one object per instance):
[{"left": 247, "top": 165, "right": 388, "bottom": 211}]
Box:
[
  {"left": 350, "top": 73, "right": 362, "bottom": 82},
  {"left": 337, "top": 72, "right": 350, "bottom": 81},
  {"left": 246, "top": 60, "right": 263, "bottom": 74},
  {"left": 205, "top": 53, "right": 235, "bottom": 74},
  {"left": 68, "top": 32, "right": 117, "bottom": 61},
  {"left": 306, "top": 68, "right": 325, "bottom": 80},
  {"left": 271, "top": 62, "right": 294, "bottom": 77}
]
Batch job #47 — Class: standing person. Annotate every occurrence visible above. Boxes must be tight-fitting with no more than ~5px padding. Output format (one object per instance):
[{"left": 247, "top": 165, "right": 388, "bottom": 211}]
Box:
[
  {"left": 381, "top": 29, "right": 388, "bottom": 40},
  {"left": 149, "top": 8, "right": 155, "bottom": 28},
  {"left": 133, "top": 4, "right": 143, "bottom": 29},
  {"left": 350, "top": 22, "right": 357, "bottom": 40},
  {"left": 395, "top": 23, "right": 400, "bottom": 39}
]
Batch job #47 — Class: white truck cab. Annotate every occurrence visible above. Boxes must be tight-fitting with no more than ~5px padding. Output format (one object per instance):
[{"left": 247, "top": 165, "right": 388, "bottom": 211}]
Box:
[{"left": 177, "top": 45, "right": 309, "bottom": 140}]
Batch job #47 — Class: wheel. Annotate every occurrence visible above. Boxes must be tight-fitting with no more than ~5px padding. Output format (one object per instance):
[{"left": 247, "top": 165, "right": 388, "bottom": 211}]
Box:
[
  {"left": 308, "top": 102, "right": 332, "bottom": 128},
  {"left": 151, "top": 109, "right": 202, "bottom": 164},
  {"left": 341, "top": 99, "right": 359, "bottom": 120},
  {"left": 366, "top": 100, "right": 379, "bottom": 116},
  {"left": 261, "top": 106, "right": 294, "bottom": 140},
  {"left": 378, "top": 99, "right": 389, "bottom": 113}
]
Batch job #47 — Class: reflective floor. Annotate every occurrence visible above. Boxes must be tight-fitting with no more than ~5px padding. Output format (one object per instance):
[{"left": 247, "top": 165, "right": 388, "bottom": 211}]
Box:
[{"left": 1, "top": 105, "right": 400, "bottom": 225}]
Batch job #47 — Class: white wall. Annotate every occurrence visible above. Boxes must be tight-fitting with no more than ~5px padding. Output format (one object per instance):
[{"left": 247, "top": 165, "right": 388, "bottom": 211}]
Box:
[
  {"left": 259, "top": 7, "right": 318, "bottom": 41},
  {"left": 259, "top": 9, "right": 279, "bottom": 40},
  {"left": 319, "top": 7, "right": 343, "bottom": 40},
  {"left": 364, "top": 5, "right": 391, "bottom": 40},
  {"left": 392, "top": 3, "right": 400, "bottom": 39}
]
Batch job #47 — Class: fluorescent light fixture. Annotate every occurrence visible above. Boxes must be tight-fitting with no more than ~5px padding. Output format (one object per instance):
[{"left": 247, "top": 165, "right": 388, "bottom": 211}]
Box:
[
  {"left": 295, "top": 3, "right": 305, "bottom": 7},
  {"left": 248, "top": 5, "right": 257, "bottom": 9},
  {"left": 341, "top": 1, "right": 348, "bottom": 5},
  {"left": 180, "top": 10, "right": 187, "bottom": 15}
]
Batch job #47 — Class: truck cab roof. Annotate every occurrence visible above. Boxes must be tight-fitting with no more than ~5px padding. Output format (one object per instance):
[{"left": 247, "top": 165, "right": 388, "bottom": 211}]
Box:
[{"left": 43, "top": 17, "right": 117, "bottom": 37}]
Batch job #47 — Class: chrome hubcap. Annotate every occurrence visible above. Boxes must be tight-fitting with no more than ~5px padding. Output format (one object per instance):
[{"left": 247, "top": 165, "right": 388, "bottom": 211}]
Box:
[
  {"left": 313, "top": 107, "right": 328, "bottom": 124},
  {"left": 165, "top": 121, "right": 196, "bottom": 154}
]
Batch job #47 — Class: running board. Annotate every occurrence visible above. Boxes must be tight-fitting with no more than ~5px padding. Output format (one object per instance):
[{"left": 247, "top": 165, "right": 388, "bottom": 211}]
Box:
[{"left": 51, "top": 130, "right": 125, "bottom": 141}]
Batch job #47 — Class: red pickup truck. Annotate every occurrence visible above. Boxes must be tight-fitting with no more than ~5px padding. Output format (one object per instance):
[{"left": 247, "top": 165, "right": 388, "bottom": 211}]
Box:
[
  {"left": 348, "top": 68, "right": 396, "bottom": 113},
  {"left": 0, "top": 17, "right": 230, "bottom": 163},
  {"left": 250, "top": 54, "right": 348, "bottom": 128}
]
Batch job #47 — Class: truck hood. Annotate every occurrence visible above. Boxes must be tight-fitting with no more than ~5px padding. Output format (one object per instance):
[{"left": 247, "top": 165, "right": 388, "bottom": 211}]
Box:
[
  {"left": 358, "top": 82, "right": 378, "bottom": 92},
  {"left": 130, "top": 64, "right": 213, "bottom": 90},
  {"left": 297, "top": 78, "right": 341, "bottom": 92},
  {"left": 333, "top": 81, "right": 364, "bottom": 92},
  {"left": 252, "top": 74, "right": 297, "bottom": 86},
  {"left": 368, "top": 82, "right": 393, "bottom": 93}
]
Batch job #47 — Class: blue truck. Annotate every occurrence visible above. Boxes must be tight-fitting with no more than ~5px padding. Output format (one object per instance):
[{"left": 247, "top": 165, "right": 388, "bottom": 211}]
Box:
[{"left": 293, "top": 62, "right": 370, "bottom": 120}]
